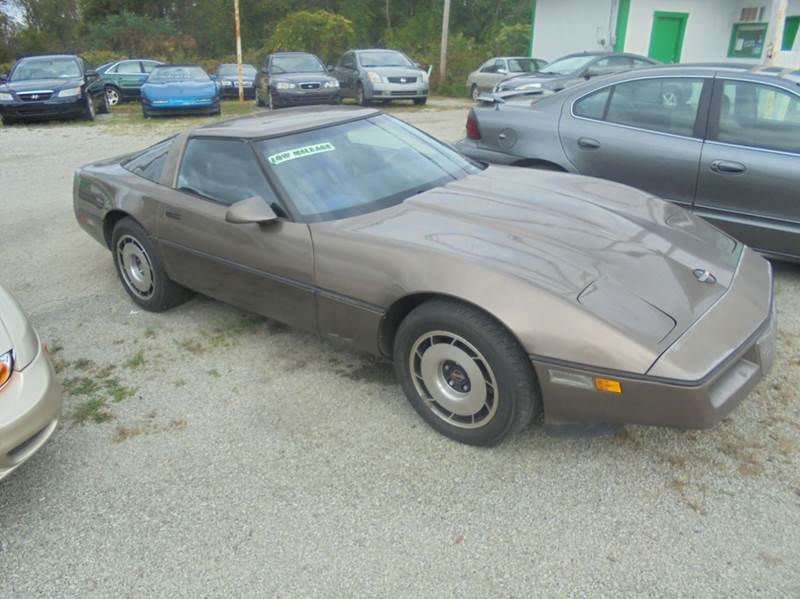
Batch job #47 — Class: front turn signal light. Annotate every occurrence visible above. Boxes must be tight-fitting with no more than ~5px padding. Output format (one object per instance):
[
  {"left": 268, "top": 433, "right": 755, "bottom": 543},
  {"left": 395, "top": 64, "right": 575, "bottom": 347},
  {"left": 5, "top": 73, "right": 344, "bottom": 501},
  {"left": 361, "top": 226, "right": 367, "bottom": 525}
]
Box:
[
  {"left": 595, "top": 377, "right": 622, "bottom": 394},
  {"left": 0, "top": 351, "right": 13, "bottom": 389}
]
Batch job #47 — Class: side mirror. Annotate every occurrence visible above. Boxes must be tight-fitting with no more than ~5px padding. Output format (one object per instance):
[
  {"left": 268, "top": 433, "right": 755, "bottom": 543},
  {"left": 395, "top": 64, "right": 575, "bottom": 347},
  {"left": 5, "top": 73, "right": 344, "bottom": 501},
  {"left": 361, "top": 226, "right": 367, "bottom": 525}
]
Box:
[
  {"left": 497, "top": 68, "right": 508, "bottom": 75},
  {"left": 261, "top": 65, "right": 268, "bottom": 74},
  {"left": 327, "top": 64, "right": 335, "bottom": 71},
  {"left": 413, "top": 62, "right": 421, "bottom": 69},
  {"left": 225, "top": 196, "right": 278, "bottom": 225}
]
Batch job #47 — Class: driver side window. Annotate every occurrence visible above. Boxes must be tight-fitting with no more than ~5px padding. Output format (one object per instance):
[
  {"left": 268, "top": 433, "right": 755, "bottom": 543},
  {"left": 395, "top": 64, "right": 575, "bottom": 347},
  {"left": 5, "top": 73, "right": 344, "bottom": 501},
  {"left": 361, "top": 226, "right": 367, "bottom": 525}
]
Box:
[{"left": 177, "top": 139, "right": 279, "bottom": 207}]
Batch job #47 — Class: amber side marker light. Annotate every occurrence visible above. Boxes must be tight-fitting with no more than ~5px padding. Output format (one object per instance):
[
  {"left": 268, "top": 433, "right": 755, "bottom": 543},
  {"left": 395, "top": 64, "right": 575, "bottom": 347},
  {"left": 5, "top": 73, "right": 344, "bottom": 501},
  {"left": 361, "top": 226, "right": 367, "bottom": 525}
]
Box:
[
  {"left": 0, "top": 352, "right": 13, "bottom": 389},
  {"left": 595, "top": 377, "right": 622, "bottom": 394}
]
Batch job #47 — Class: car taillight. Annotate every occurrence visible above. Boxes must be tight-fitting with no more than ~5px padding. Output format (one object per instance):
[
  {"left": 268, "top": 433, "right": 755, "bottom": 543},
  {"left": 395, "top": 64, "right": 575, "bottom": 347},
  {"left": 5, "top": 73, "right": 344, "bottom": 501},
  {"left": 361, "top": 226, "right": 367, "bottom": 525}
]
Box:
[{"left": 466, "top": 109, "right": 481, "bottom": 140}]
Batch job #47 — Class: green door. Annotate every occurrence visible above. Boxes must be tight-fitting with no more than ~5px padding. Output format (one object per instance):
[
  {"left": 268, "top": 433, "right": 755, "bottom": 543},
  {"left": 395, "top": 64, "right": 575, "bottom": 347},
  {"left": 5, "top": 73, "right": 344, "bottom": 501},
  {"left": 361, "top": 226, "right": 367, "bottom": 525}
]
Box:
[{"left": 648, "top": 12, "right": 688, "bottom": 63}]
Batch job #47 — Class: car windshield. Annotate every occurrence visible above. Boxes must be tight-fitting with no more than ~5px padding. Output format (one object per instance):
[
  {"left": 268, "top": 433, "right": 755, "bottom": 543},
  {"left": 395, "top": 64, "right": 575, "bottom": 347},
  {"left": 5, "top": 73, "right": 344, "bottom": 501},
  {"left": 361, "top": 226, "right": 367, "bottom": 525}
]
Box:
[
  {"left": 359, "top": 51, "right": 413, "bottom": 68},
  {"left": 270, "top": 54, "right": 325, "bottom": 74},
  {"left": 256, "top": 114, "right": 480, "bottom": 221},
  {"left": 507, "top": 58, "right": 540, "bottom": 73},
  {"left": 147, "top": 66, "right": 209, "bottom": 82},
  {"left": 218, "top": 64, "right": 256, "bottom": 77},
  {"left": 540, "top": 55, "right": 596, "bottom": 75},
  {"left": 10, "top": 57, "right": 81, "bottom": 81}
]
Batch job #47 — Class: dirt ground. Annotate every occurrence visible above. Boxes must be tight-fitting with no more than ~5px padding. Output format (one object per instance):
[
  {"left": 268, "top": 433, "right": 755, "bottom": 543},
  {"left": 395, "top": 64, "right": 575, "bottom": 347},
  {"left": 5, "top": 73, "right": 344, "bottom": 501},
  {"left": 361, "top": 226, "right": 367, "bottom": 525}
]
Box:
[{"left": 1, "top": 98, "right": 799, "bottom": 597}]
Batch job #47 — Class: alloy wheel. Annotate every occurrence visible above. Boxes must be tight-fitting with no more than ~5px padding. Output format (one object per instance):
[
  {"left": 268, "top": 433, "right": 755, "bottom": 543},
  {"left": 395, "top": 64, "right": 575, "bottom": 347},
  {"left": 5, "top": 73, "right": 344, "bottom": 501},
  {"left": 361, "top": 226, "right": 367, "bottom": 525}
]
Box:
[
  {"left": 106, "top": 87, "right": 120, "bottom": 106},
  {"left": 409, "top": 330, "right": 499, "bottom": 429},
  {"left": 116, "top": 235, "right": 155, "bottom": 300}
]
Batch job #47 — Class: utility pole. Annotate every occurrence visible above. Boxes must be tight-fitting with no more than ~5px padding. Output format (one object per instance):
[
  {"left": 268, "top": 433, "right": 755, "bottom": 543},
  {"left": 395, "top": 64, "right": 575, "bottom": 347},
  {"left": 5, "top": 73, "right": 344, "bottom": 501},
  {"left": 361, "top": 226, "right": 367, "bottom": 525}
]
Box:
[
  {"left": 234, "top": 0, "right": 244, "bottom": 102},
  {"left": 439, "top": 0, "right": 451, "bottom": 83},
  {"left": 768, "top": 0, "right": 788, "bottom": 65}
]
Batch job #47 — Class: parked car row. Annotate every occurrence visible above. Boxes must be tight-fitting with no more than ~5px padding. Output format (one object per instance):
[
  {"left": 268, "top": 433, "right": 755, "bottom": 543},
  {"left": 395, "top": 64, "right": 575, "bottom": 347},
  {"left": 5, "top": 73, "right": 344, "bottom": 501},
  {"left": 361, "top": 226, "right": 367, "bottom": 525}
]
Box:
[{"left": 456, "top": 63, "right": 800, "bottom": 261}]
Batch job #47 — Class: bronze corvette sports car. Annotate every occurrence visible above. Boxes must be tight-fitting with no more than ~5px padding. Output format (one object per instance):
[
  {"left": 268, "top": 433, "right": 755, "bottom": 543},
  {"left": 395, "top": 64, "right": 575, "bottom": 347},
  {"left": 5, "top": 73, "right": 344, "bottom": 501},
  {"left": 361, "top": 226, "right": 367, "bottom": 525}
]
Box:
[{"left": 73, "top": 107, "right": 776, "bottom": 445}]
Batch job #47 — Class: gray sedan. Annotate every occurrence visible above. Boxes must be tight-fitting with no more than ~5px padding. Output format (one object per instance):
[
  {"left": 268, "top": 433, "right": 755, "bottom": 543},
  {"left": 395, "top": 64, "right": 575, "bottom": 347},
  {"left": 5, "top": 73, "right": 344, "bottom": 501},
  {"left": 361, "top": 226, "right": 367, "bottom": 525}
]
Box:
[
  {"left": 255, "top": 52, "right": 341, "bottom": 109},
  {"left": 457, "top": 64, "right": 800, "bottom": 261},
  {"left": 466, "top": 56, "right": 547, "bottom": 101},
  {"left": 330, "top": 49, "right": 429, "bottom": 106}
]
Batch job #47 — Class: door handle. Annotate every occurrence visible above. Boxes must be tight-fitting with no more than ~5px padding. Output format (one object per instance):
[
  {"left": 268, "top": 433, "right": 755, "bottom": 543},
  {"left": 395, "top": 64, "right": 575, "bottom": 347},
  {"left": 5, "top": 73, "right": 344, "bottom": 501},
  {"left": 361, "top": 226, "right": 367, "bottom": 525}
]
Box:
[
  {"left": 165, "top": 209, "right": 182, "bottom": 220},
  {"left": 577, "top": 137, "right": 601, "bottom": 150},
  {"left": 710, "top": 160, "right": 745, "bottom": 174},
  {"left": 498, "top": 133, "right": 507, "bottom": 140}
]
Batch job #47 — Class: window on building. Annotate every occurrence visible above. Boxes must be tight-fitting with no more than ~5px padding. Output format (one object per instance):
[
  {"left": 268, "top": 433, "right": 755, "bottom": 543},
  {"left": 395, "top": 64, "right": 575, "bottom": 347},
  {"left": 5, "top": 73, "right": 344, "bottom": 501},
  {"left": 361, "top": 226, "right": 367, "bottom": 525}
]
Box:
[
  {"left": 605, "top": 78, "right": 704, "bottom": 137},
  {"left": 715, "top": 81, "right": 800, "bottom": 154},
  {"left": 783, "top": 16, "right": 800, "bottom": 51},
  {"left": 728, "top": 22, "right": 768, "bottom": 58}
]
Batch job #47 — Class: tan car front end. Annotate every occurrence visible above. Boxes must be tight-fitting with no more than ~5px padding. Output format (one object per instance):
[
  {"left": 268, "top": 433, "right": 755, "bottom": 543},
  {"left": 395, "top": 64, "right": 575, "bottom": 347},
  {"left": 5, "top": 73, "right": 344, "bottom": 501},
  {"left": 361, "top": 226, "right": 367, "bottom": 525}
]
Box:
[
  {"left": 533, "top": 247, "right": 775, "bottom": 429},
  {"left": 0, "top": 285, "right": 62, "bottom": 481}
]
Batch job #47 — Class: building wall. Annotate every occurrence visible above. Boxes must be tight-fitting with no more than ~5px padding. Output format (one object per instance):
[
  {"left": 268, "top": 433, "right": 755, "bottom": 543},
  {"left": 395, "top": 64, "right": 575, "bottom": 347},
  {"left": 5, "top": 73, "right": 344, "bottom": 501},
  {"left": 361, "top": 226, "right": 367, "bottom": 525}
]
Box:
[
  {"left": 532, "top": 0, "right": 800, "bottom": 68},
  {"left": 532, "top": 0, "right": 615, "bottom": 60}
]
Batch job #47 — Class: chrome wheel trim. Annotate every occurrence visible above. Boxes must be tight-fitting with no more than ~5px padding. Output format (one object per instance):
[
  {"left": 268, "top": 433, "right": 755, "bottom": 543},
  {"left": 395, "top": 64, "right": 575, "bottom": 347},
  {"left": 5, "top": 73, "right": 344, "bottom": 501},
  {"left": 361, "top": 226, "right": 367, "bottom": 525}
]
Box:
[
  {"left": 106, "top": 87, "right": 120, "bottom": 106},
  {"left": 116, "top": 235, "right": 155, "bottom": 300},
  {"left": 471, "top": 84, "right": 480, "bottom": 101},
  {"left": 409, "top": 330, "right": 499, "bottom": 429}
]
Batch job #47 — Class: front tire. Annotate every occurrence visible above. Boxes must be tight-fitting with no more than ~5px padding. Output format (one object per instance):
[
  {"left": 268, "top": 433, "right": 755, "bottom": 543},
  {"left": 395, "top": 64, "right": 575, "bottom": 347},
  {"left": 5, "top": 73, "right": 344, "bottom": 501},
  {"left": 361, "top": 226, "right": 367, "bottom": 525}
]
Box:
[
  {"left": 393, "top": 300, "right": 539, "bottom": 446},
  {"left": 82, "top": 93, "right": 96, "bottom": 121},
  {"left": 356, "top": 82, "right": 368, "bottom": 106},
  {"left": 413, "top": 97, "right": 427, "bottom": 106},
  {"left": 98, "top": 91, "right": 111, "bottom": 114},
  {"left": 111, "top": 217, "right": 192, "bottom": 312}
]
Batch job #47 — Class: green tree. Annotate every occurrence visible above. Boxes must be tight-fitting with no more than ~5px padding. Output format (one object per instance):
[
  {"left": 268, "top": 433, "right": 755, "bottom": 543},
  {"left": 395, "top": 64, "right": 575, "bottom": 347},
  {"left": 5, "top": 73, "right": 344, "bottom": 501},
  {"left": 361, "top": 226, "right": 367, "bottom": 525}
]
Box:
[
  {"left": 266, "top": 10, "right": 355, "bottom": 64},
  {"left": 86, "top": 11, "right": 196, "bottom": 59},
  {"left": 16, "top": 0, "right": 81, "bottom": 51}
]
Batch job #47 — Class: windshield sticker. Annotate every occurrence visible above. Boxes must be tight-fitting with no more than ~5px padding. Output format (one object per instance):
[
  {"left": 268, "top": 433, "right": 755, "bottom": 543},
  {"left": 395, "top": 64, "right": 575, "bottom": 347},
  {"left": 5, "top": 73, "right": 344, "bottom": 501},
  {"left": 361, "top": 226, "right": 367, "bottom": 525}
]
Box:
[{"left": 267, "top": 142, "right": 335, "bottom": 165}]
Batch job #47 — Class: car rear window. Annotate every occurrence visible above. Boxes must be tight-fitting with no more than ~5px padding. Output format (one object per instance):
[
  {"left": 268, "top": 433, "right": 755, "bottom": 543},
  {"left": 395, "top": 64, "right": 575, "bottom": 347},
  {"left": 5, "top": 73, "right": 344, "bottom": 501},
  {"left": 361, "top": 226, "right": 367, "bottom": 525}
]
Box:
[{"left": 122, "top": 136, "right": 175, "bottom": 183}]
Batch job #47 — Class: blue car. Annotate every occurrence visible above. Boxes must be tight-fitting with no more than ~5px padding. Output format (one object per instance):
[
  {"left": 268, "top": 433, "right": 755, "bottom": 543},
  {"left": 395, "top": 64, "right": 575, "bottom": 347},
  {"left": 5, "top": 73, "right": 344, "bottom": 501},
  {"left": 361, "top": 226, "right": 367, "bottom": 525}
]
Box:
[{"left": 141, "top": 64, "right": 220, "bottom": 118}]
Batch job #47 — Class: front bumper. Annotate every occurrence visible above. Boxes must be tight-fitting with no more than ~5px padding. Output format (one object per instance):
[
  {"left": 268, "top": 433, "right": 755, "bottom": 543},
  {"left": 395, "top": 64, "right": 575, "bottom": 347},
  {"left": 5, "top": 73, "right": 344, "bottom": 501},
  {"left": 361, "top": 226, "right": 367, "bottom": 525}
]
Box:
[
  {"left": 0, "top": 96, "right": 84, "bottom": 121},
  {"left": 365, "top": 80, "right": 428, "bottom": 100},
  {"left": 0, "top": 342, "right": 62, "bottom": 481},
  {"left": 220, "top": 83, "right": 255, "bottom": 98},
  {"left": 143, "top": 98, "right": 220, "bottom": 116},
  {"left": 272, "top": 89, "right": 341, "bottom": 107},
  {"left": 533, "top": 248, "right": 776, "bottom": 430}
]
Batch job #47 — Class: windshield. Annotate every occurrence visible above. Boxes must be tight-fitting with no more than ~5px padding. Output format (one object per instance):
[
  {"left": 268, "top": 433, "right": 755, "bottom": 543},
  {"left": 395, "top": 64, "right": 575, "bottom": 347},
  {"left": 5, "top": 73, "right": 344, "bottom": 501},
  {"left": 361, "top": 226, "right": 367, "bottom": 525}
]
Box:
[
  {"left": 540, "top": 55, "right": 596, "bottom": 75},
  {"left": 10, "top": 57, "right": 81, "bottom": 81},
  {"left": 147, "top": 66, "right": 209, "bottom": 83},
  {"left": 256, "top": 114, "right": 479, "bottom": 221},
  {"left": 218, "top": 64, "right": 256, "bottom": 77},
  {"left": 507, "top": 58, "right": 540, "bottom": 73},
  {"left": 358, "top": 51, "right": 413, "bottom": 68},
  {"left": 270, "top": 54, "right": 325, "bottom": 74}
]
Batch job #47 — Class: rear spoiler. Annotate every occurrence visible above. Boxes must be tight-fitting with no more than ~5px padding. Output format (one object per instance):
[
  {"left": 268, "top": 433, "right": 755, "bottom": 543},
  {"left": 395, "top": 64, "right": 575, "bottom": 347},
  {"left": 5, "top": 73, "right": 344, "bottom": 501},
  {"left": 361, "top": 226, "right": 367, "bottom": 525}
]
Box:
[{"left": 476, "top": 88, "right": 549, "bottom": 105}]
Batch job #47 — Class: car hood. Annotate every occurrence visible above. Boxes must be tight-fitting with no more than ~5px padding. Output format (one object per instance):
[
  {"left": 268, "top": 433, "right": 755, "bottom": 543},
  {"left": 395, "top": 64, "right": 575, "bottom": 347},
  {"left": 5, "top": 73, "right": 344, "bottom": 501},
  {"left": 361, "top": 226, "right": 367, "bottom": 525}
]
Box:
[
  {"left": 342, "top": 167, "right": 741, "bottom": 342},
  {"left": 142, "top": 80, "right": 217, "bottom": 99},
  {"left": 1, "top": 77, "right": 83, "bottom": 93},
  {"left": 363, "top": 66, "right": 424, "bottom": 79},
  {"left": 220, "top": 75, "right": 256, "bottom": 83},
  {"left": 272, "top": 73, "right": 338, "bottom": 84}
]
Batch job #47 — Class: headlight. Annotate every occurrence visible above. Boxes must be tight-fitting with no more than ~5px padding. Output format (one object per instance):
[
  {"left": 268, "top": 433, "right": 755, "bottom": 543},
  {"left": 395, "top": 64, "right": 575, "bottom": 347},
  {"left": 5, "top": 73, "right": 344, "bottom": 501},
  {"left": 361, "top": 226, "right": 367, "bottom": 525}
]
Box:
[
  {"left": 58, "top": 87, "right": 82, "bottom": 98},
  {"left": 323, "top": 80, "right": 339, "bottom": 89},
  {"left": 0, "top": 351, "right": 12, "bottom": 389},
  {"left": 367, "top": 71, "right": 382, "bottom": 84},
  {"left": 0, "top": 92, "right": 12, "bottom": 101},
  {"left": 275, "top": 82, "right": 296, "bottom": 90},
  {"left": 517, "top": 83, "right": 542, "bottom": 91}
]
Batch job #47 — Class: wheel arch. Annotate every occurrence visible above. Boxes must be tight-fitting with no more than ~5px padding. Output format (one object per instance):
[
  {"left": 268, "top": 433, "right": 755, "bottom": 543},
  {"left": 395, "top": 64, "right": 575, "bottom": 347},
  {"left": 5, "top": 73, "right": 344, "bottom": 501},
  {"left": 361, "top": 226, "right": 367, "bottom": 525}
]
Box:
[
  {"left": 377, "top": 292, "right": 530, "bottom": 363},
  {"left": 103, "top": 209, "right": 141, "bottom": 248},
  {"left": 511, "top": 158, "right": 567, "bottom": 171}
]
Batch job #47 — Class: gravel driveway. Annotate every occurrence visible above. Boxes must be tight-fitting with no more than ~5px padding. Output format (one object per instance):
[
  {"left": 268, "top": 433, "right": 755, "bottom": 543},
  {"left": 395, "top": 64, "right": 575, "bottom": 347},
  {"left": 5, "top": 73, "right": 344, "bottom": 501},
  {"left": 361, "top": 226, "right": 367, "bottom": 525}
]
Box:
[{"left": 1, "top": 101, "right": 799, "bottom": 597}]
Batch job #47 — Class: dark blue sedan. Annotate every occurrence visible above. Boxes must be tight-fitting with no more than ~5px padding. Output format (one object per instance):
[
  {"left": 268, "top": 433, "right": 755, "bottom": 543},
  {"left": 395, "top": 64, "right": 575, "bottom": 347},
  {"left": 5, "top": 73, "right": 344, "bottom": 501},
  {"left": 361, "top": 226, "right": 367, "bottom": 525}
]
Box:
[{"left": 141, "top": 65, "right": 220, "bottom": 118}]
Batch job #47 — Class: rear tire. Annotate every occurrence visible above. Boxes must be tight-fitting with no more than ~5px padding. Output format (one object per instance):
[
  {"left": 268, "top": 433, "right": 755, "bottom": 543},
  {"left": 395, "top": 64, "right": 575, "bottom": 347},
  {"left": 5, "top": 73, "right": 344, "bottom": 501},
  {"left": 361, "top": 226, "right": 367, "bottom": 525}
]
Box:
[
  {"left": 105, "top": 86, "right": 121, "bottom": 107},
  {"left": 393, "top": 300, "right": 539, "bottom": 446},
  {"left": 471, "top": 84, "right": 480, "bottom": 101},
  {"left": 111, "top": 217, "right": 192, "bottom": 312},
  {"left": 1, "top": 116, "right": 18, "bottom": 126}
]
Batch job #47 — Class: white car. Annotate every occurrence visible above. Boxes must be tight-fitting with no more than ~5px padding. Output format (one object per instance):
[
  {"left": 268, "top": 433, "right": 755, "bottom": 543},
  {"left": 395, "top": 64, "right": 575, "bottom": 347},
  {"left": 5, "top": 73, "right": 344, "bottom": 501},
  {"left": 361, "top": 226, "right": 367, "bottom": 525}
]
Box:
[{"left": 0, "top": 284, "right": 61, "bottom": 481}]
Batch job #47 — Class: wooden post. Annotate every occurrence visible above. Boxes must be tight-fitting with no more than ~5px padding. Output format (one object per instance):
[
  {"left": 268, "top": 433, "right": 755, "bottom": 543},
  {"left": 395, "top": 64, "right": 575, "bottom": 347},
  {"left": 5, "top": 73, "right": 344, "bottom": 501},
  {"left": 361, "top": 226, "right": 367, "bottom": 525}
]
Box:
[
  {"left": 439, "top": 0, "right": 451, "bottom": 83},
  {"left": 234, "top": 0, "right": 244, "bottom": 102}
]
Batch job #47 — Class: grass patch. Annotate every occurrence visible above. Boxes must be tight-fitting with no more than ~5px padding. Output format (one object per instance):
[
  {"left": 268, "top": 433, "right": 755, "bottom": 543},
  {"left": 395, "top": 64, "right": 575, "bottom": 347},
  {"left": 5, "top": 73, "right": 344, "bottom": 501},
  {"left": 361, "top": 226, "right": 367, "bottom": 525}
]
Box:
[
  {"left": 74, "top": 398, "right": 114, "bottom": 424},
  {"left": 208, "top": 368, "right": 221, "bottom": 378},
  {"left": 125, "top": 350, "right": 146, "bottom": 369}
]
